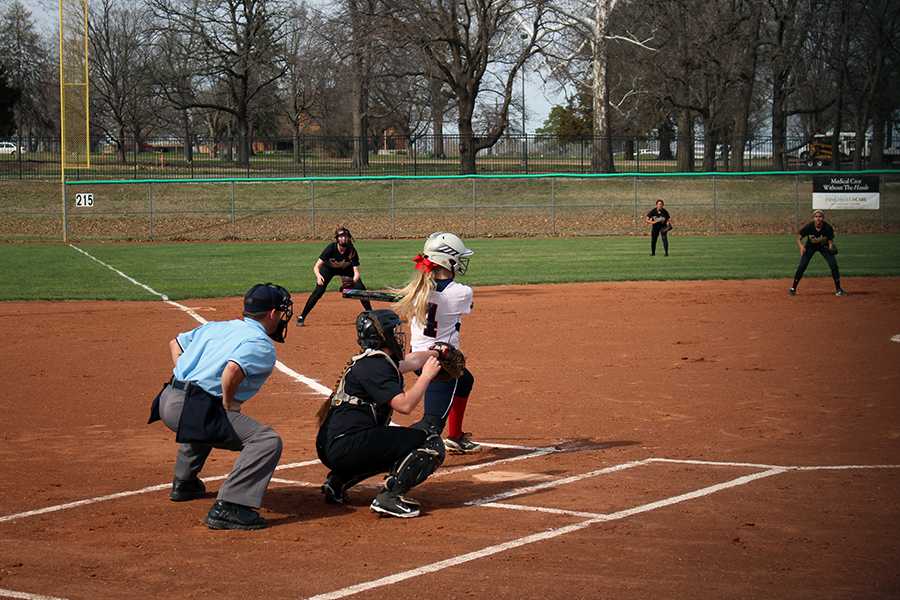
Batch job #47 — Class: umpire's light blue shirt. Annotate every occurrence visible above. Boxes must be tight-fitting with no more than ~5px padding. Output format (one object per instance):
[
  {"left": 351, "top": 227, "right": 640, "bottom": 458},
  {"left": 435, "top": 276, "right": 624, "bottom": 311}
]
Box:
[{"left": 173, "top": 318, "right": 276, "bottom": 402}]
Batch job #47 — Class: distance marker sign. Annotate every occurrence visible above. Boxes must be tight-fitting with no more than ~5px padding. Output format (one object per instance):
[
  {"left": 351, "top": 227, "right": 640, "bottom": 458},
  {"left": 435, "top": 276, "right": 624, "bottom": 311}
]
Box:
[{"left": 812, "top": 175, "right": 879, "bottom": 210}]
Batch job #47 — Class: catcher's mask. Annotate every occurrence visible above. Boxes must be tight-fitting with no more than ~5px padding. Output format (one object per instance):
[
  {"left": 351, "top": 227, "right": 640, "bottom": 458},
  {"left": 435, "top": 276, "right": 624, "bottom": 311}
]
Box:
[
  {"left": 422, "top": 232, "right": 474, "bottom": 275},
  {"left": 356, "top": 309, "right": 406, "bottom": 361},
  {"left": 244, "top": 283, "right": 293, "bottom": 343}
]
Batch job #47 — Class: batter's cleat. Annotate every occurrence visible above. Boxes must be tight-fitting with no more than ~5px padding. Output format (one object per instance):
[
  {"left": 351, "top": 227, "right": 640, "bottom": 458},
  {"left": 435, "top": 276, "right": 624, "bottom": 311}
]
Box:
[
  {"left": 788, "top": 287, "right": 796, "bottom": 296},
  {"left": 444, "top": 432, "right": 482, "bottom": 454},
  {"left": 204, "top": 500, "right": 267, "bottom": 530},
  {"left": 296, "top": 315, "right": 305, "bottom": 326},
  {"left": 370, "top": 491, "right": 420, "bottom": 518},
  {"left": 321, "top": 474, "right": 346, "bottom": 505},
  {"left": 835, "top": 289, "right": 846, "bottom": 296},
  {"left": 169, "top": 477, "right": 206, "bottom": 502}
]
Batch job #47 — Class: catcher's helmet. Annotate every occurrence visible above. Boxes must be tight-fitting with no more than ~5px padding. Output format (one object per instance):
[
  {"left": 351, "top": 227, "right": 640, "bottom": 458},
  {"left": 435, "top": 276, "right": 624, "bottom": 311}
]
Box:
[
  {"left": 422, "top": 232, "right": 474, "bottom": 275},
  {"left": 356, "top": 309, "right": 405, "bottom": 360}
]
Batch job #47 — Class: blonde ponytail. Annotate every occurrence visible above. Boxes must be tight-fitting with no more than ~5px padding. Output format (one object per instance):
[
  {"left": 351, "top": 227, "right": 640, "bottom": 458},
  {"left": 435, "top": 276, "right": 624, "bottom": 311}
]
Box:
[{"left": 392, "top": 269, "right": 435, "bottom": 325}]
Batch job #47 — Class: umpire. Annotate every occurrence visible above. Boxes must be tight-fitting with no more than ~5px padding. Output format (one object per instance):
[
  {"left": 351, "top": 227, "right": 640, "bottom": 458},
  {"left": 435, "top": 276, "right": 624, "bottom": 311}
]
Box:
[
  {"left": 789, "top": 209, "right": 845, "bottom": 296},
  {"left": 148, "top": 283, "right": 293, "bottom": 530}
]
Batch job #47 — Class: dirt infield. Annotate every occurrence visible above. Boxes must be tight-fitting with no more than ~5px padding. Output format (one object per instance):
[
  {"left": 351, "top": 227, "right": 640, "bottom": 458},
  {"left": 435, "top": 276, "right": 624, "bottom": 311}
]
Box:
[{"left": 1, "top": 277, "right": 899, "bottom": 599}]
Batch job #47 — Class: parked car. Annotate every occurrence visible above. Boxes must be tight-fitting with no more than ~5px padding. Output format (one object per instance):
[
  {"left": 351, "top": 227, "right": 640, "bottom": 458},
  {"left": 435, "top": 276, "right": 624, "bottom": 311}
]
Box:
[{"left": 0, "top": 142, "right": 18, "bottom": 155}]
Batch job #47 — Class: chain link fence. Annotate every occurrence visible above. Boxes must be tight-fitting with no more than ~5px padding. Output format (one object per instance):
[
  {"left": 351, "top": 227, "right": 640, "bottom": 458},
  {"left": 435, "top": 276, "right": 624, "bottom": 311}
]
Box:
[{"left": 1, "top": 172, "right": 896, "bottom": 242}]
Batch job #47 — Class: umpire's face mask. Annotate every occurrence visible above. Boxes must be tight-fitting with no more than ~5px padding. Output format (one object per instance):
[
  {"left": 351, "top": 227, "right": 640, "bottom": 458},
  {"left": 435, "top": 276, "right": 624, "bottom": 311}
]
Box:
[{"left": 270, "top": 307, "right": 293, "bottom": 343}]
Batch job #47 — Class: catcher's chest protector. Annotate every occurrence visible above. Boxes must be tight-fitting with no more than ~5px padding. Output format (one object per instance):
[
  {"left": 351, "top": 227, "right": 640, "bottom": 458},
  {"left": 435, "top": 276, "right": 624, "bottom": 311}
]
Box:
[{"left": 330, "top": 349, "right": 400, "bottom": 426}]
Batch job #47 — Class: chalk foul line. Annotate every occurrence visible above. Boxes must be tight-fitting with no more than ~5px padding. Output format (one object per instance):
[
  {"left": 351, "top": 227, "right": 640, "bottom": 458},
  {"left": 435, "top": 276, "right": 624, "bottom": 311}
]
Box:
[{"left": 68, "top": 244, "right": 332, "bottom": 395}]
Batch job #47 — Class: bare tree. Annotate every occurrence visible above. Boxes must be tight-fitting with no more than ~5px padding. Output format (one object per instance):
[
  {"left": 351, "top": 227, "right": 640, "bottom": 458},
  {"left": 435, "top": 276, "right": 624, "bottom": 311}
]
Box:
[
  {"left": 148, "top": 0, "right": 294, "bottom": 166},
  {"left": 89, "top": 0, "right": 157, "bottom": 163},
  {"left": 386, "top": 0, "right": 547, "bottom": 174}
]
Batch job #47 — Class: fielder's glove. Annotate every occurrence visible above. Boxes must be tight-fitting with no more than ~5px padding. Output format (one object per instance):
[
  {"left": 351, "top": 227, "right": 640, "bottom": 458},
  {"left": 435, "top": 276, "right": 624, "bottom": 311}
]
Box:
[
  {"left": 429, "top": 342, "right": 466, "bottom": 380},
  {"left": 829, "top": 244, "right": 838, "bottom": 255},
  {"left": 340, "top": 275, "right": 355, "bottom": 290}
]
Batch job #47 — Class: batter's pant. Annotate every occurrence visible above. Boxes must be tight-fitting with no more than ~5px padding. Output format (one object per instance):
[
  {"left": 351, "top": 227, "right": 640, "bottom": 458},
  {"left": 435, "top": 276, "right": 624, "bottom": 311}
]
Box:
[
  {"left": 413, "top": 368, "right": 475, "bottom": 435},
  {"left": 300, "top": 265, "right": 371, "bottom": 318},
  {"left": 792, "top": 246, "right": 841, "bottom": 289},
  {"left": 651, "top": 225, "right": 669, "bottom": 255},
  {"left": 158, "top": 385, "right": 282, "bottom": 508},
  {"left": 317, "top": 426, "right": 426, "bottom": 490}
]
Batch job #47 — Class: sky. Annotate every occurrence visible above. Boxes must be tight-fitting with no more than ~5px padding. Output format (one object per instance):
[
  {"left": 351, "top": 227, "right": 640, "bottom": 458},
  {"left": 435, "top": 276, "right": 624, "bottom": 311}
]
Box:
[{"left": 24, "top": 0, "right": 563, "bottom": 132}]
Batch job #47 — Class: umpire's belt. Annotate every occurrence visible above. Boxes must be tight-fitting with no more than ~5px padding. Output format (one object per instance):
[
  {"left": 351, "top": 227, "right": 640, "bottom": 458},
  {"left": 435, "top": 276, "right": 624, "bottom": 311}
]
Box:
[{"left": 170, "top": 378, "right": 190, "bottom": 391}]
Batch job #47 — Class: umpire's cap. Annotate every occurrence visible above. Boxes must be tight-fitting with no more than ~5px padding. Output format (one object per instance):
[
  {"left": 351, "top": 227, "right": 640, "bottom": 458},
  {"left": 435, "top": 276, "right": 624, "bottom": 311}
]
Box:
[{"left": 244, "top": 283, "right": 293, "bottom": 314}]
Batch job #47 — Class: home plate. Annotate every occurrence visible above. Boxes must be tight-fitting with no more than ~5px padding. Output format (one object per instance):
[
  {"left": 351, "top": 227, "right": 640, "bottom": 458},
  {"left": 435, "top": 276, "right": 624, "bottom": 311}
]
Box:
[{"left": 473, "top": 471, "right": 555, "bottom": 483}]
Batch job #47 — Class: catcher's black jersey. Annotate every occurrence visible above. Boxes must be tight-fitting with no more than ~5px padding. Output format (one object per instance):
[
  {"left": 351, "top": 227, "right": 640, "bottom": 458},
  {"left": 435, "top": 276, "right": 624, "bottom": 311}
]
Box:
[
  {"left": 647, "top": 207, "right": 670, "bottom": 225},
  {"left": 798, "top": 221, "right": 835, "bottom": 246},
  {"left": 319, "top": 242, "right": 360, "bottom": 272},
  {"left": 323, "top": 355, "right": 403, "bottom": 440}
]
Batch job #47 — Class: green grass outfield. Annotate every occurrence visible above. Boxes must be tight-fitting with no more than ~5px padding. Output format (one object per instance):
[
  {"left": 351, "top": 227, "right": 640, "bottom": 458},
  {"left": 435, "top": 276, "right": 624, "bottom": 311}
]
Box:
[{"left": 1, "top": 234, "right": 898, "bottom": 301}]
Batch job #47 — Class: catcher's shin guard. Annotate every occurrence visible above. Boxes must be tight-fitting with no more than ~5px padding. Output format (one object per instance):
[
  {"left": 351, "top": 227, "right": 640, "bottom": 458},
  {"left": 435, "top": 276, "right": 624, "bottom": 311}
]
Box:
[{"left": 384, "top": 434, "right": 445, "bottom": 494}]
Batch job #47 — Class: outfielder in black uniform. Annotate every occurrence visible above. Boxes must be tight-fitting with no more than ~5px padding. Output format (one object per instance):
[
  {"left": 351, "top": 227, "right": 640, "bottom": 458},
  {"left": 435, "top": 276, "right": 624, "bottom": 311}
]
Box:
[
  {"left": 789, "top": 209, "right": 845, "bottom": 296},
  {"left": 645, "top": 199, "right": 673, "bottom": 256},
  {"left": 297, "top": 226, "right": 372, "bottom": 326},
  {"left": 315, "top": 309, "right": 445, "bottom": 518}
]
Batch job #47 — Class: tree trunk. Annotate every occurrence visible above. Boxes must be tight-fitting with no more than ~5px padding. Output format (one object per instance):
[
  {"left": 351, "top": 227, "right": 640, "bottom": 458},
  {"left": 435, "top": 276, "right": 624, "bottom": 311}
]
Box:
[
  {"left": 430, "top": 76, "right": 446, "bottom": 158},
  {"left": 676, "top": 110, "right": 694, "bottom": 171},
  {"left": 293, "top": 127, "right": 301, "bottom": 164},
  {"left": 117, "top": 125, "right": 126, "bottom": 164},
  {"left": 772, "top": 72, "right": 788, "bottom": 169},
  {"left": 730, "top": 4, "right": 761, "bottom": 172},
  {"left": 831, "top": 0, "right": 850, "bottom": 170},
  {"left": 458, "top": 96, "right": 477, "bottom": 174},
  {"left": 702, "top": 126, "right": 718, "bottom": 172},
  {"left": 590, "top": 23, "right": 614, "bottom": 173},
  {"left": 658, "top": 119, "right": 674, "bottom": 160},
  {"left": 182, "top": 111, "right": 193, "bottom": 163},
  {"left": 870, "top": 107, "right": 886, "bottom": 167}
]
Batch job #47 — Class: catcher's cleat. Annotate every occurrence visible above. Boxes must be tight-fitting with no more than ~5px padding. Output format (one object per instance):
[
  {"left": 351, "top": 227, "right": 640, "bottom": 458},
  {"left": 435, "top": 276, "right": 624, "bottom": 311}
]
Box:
[
  {"left": 204, "top": 500, "right": 267, "bottom": 530},
  {"left": 370, "top": 491, "right": 420, "bottom": 518},
  {"left": 169, "top": 477, "right": 206, "bottom": 502},
  {"left": 321, "top": 474, "right": 346, "bottom": 505},
  {"left": 296, "top": 315, "right": 305, "bottom": 326},
  {"left": 444, "top": 432, "right": 482, "bottom": 454},
  {"left": 835, "top": 289, "right": 846, "bottom": 296},
  {"left": 788, "top": 287, "right": 796, "bottom": 296}
]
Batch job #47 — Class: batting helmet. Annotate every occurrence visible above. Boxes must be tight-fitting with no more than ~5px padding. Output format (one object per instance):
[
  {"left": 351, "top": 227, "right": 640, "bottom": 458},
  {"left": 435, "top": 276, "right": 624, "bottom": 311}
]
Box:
[{"left": 422, "top": 232, "right": 474, "bottom": 275}]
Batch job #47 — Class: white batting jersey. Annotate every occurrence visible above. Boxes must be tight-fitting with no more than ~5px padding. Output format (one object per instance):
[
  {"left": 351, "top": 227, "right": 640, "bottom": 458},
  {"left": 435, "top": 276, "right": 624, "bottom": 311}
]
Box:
[{"left": 409, "top": 280, "right": 473, "bottom": 352}]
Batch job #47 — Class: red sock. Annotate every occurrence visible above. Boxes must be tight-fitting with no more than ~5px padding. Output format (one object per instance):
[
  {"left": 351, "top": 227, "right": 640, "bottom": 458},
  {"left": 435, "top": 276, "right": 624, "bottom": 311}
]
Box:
[{"left": 445, "top": 396, "right": 469, "bottom": 439}]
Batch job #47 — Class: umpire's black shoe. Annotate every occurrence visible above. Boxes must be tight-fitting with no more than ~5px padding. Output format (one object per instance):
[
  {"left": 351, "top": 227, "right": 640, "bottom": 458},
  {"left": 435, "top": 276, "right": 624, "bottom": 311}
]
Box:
[
  {"left": 204, "top": 500, "right": 267, "bottom": 530},
  {"left": 169, "top": 477, "right": 206, "bottom": 502},
  {"left": 321, "top": 473, "right": 346, "bottom": 505},
  {"left": 370, "top": 491, "right": 420, "bottom": 518}
]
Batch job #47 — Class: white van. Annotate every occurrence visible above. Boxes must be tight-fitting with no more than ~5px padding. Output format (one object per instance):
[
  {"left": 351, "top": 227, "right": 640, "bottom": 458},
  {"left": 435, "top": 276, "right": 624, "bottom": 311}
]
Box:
[{"left": 0, "top": 142, "right": 18, "bottom": 155}]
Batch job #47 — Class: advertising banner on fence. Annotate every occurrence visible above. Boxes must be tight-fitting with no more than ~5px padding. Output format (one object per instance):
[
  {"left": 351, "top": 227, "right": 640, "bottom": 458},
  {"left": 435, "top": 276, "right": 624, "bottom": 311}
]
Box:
[{"left": 812, "top": 175, "right": 880, "bottom": 209}]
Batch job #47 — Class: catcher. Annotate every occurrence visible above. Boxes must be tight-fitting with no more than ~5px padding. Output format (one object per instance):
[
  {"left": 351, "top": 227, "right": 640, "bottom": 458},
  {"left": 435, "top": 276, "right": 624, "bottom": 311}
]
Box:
[
  {"left": 645, "top": 199, "right": 673, "bottom": 256},
  {"left": 789, "top": 209, "right": 845, "bottom": 296},
  {"left": 394, "top": 232, "right": 481, "bottom": 454},
  {"left": 296, "top": 226, "right": 372, "bottom": 326},
  {"left": 315, "top": 309, "right": 450, "bottom": 518}
]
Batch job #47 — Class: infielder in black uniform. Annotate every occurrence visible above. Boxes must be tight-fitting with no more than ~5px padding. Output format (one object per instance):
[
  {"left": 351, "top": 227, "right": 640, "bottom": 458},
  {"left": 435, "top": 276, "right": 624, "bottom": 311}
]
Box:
[
  {"left": 315, "top": 309, "right": 445, "bottom": 518},
  {"left": 645, "top": 199, "right": 673, "bottom": 256},
  {"left": 297, "top": 226, "right": 372, "bottom": 326},
  {"left": 789, "top": 209, "right": 845, "bottom": 296}
]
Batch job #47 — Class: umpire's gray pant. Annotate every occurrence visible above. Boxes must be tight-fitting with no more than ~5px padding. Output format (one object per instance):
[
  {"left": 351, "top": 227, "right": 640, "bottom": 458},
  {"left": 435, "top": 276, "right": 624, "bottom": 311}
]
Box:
[{"left": 158, "top": 385, "right": 283, "bottom": 508}]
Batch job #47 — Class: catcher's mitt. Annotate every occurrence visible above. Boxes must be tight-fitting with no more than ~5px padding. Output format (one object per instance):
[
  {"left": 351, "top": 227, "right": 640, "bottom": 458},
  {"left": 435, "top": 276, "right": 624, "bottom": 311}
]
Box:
[
  {"left": 339, "top": 275, "right": 355, "bottom": 290},
  {"left": 429, "top": 342, "right": 466, "bottom": 380}
]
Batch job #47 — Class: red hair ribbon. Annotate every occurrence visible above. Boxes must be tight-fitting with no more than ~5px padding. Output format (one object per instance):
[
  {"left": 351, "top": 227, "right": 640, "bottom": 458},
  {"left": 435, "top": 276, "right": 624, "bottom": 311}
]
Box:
[{"left": 413, "top": 254, "right": 437, "bottom": 273}]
